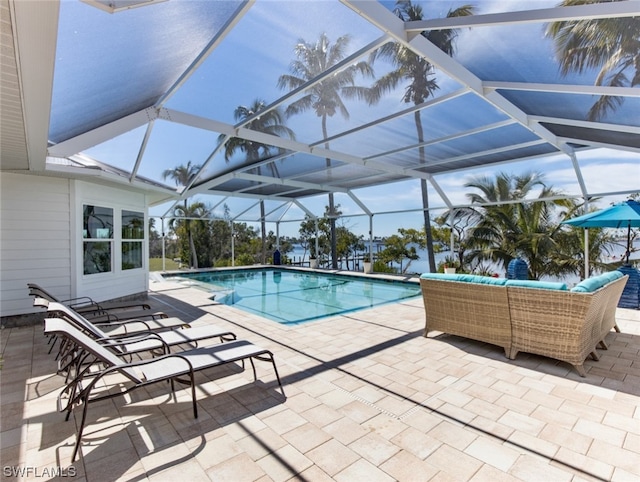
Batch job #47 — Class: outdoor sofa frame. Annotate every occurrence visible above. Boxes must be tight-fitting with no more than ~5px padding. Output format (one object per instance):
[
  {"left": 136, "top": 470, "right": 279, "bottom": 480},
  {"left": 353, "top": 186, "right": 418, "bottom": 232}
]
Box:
[{"left": 420, "top": 273, "right": 628, "bottom": 377}]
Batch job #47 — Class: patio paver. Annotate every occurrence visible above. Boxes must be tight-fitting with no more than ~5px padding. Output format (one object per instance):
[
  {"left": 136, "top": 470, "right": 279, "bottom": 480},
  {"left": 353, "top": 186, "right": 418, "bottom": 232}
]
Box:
[{"left": 1, "top": 276, "right": 639, "bottom": 481}]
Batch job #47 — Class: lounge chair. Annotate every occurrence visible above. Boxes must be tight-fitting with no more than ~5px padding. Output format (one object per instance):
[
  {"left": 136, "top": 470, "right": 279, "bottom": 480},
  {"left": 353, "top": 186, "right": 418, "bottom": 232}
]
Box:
[
  {"left": 27, "top": 282, "right": 162, "bottom": 322},
  {"left": 37, "top": 298, "right": 236, "bottom": 360},
  {"left": 44, "top": 319, "right": 284, "bottom": 461},
  {"left": 34, "top": 297, "right": 190, "bottom": 335}
]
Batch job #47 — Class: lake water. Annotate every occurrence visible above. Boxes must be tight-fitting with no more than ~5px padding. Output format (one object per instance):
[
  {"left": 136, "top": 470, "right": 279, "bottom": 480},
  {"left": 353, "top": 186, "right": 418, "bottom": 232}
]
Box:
[{"left": 285, "top": 238, "right": 639, "bottom": 283}]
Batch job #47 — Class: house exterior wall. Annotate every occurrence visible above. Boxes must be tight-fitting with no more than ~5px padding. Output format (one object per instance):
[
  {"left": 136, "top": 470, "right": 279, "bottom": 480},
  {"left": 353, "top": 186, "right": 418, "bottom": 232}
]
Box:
[{"left": 0, "top": 172, "right": 149, "bottom": 321}]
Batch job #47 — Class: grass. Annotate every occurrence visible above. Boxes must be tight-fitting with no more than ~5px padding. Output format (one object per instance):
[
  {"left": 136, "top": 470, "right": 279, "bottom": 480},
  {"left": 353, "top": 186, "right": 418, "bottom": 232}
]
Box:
[{"left": 149, "top": 257, "right": 181, "bottom": 271}]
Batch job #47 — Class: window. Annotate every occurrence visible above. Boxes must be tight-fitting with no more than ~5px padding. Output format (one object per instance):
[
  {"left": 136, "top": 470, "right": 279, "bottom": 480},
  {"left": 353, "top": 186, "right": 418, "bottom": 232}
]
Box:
[
  {"left": 83, "top": 205, "right": 113, "bottom": 275},
  {"left": 122, "top": 210, "right": 144, "bottom": 270}
]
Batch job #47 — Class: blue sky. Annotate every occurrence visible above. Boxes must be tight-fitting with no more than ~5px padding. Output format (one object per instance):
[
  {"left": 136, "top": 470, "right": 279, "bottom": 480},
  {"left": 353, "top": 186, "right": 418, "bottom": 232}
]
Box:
[{"left": 71, "top": 0, "right": 639, "bottom": 239}]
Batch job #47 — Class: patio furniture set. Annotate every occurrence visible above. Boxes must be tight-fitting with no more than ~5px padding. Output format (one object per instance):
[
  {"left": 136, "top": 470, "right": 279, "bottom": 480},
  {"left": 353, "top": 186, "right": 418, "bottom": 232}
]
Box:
[{"left": 419, "top": 271, "right": 629, "bottom": 377}]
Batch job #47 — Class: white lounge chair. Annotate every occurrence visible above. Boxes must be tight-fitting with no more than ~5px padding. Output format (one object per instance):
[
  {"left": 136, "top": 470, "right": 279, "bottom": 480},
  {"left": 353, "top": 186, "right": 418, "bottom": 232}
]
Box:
[
  {"left": 34, "top": 297, "right": 189, "bottom": 335},
  {"left": 28, "top": 282, "right": 165, "bottom": 323},
  {"left": 36, "top": 298, "right": 236, "bottom": 365},
  {"left": 44, "top": 319, "right": 284, "bottom": 461}
]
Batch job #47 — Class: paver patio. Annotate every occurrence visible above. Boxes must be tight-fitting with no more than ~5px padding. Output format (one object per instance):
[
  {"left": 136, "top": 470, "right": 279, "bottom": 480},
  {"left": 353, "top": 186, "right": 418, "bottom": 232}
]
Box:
[{"left": 1, "top": 276, "right": 639, "bottom": 481}]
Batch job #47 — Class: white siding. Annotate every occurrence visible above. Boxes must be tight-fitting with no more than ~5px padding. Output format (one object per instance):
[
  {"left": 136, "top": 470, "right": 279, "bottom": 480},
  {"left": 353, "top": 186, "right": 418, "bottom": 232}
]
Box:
[
  {"left": 0, "top": 173, "right": 72, "bottom": 316},
  {"left": 0, "top": 173, "right": 150, "bottom": 318}
]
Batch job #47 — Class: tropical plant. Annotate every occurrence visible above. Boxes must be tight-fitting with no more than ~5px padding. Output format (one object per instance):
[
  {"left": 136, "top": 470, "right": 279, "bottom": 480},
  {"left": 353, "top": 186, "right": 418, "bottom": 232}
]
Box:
[
  {"left": 367, "top": 0, "right": 474, "bottom": 273},
  {"left": 148, "top": 218, "right": 163, "bottom": 259},
  {"left": 167, "top": 201, "right": 210, "bottom": 268},
  {"left": 162, "top": 161, "right": 203, "bottom": 268},
  {"left": 278, "top": 33, "right": 374, "bottom": 269},
  {"left": 299, "top": 214, "right": 326, "bottom": 263},
  {"left": 298, "top": 204, "right": 343, "bottom": 267},
  {"left": 554, "top": 221, "right": 615, "bottom": 279},
  {"left": 335, "top": 225, "right": 365, "bottom": 271},
  {"left": 378, "top": 227, "right": 424, "bottom": 274},
  {"left": 464, "top": 171, "right": 574, "bottom": 279},
  {"left": 219, "top": 99, "right": 295, "bottom": 263},
  {"left": 435, "top": 207, "right": 476, "bottom": 271},
  {"left": 546, "top": 0, "right": 640, "bottom": 120},
  {"left": 162, "top": 160, "right": 202, "bottom": 189}
]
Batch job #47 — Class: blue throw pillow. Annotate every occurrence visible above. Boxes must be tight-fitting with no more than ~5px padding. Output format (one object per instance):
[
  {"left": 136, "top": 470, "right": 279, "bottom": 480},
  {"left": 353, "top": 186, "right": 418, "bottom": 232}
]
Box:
[
  {"left": 506, "top": 279, "right": 568, "bottom": 291},
  {"left": 571, "top": 271, "right": 624, "bottom": 293}
]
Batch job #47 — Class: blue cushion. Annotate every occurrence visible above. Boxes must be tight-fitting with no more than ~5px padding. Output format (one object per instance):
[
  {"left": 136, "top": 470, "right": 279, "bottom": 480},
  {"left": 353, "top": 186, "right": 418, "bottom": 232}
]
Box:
[
  {"left": 506, "top": 279, "right": 568, "bottom": 291},
  {"left": 420, "top": 273, "right": 507, "bottom": 286},
  {"left": 571, "top": 271, "right": 624, "bottom": 293}
]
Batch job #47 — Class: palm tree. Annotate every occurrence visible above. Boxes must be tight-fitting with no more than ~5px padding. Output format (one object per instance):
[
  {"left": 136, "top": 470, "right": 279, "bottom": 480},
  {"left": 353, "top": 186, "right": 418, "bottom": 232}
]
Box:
[
  {"left": 218, "top": 99, "right": 295, "bottom": 263},
  {"left": 546, "top": 0, "right": 640, "bottom": 120},
  {"left": 554, "top": 219, "right": 615, "bottom": 279},
  {"left": 167, "top": 201, "right": 211, "bottom": 268},
  {"left": 464, "top": 172, "right": 572, "bottom": 279},
  {"left": 367, "top": 0, "right": 474, "bottom": 273},
  {"left": 162, "top": 161, "right": 202, "bottom": 268},
  {"left": 278, "top": 33, "right": 374, "bottom": 269},
  {"left": 162, "top": 160, "right": 202, "bottom": 190}
]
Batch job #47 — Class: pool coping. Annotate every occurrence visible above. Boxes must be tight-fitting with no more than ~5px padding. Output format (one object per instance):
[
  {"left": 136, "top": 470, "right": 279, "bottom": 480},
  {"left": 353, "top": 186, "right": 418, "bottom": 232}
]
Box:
[{"left": 156, "top": 264, "right": 421, "bottom": 285}]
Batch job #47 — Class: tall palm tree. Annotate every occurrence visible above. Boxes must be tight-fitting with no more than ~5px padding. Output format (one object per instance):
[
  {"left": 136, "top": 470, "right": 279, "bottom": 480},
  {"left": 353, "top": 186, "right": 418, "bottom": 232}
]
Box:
[
  {"left": 464, "top": 172, "right": 572, "bottom": 279},
  {"left": 278, "top": 33, "right": 374, "bottom": 269},
  {"left": 219, "top": 99, "right": 295, "bottom": 263},
  {"left": 162, "top": 161, "right": 202, "bottom": 268},
  {"left": 367, "top": 0, "right": 474, "bottom": 272},
  {"left": 546, "top": 0, "right": 640, "bottom": 120},
  {"left": 167, "top": 201, "right": 211, "bottom": 268},
  {"left": 162, "top": 160, "right": 202, "bottom": 190}
]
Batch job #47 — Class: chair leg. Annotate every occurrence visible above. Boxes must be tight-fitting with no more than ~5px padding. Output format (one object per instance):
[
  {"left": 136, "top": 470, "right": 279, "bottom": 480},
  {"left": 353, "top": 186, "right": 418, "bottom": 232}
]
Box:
[
  {"left": 269, "top": 355, "right": 284, "bottom": 396},
  {"left": 189, "top": 372, "right": 198, "bottom": 419},
  {"left": 252, "top": 353, "right": 285, "bottom": 396},
  {"left": 72, "top": 394, "right": 91, "bottom": 462},
  {"left": 574, "top": 364, "right": 586, "bottom": 377},
  {"left": 614, "top": 324, "right": 621, "bottom": 333}
]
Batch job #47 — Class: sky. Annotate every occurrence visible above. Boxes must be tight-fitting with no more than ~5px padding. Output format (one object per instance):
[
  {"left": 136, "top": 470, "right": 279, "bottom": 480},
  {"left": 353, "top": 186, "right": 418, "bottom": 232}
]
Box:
[{"left": 57, "top": 0, "right": 640, "bottom": 239}]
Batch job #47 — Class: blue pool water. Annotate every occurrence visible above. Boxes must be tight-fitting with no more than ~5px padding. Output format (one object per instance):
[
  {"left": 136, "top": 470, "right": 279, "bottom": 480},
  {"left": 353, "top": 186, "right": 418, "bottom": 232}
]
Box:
[{"left": 164, "top": 268, "right": 421, "bottom": 325}]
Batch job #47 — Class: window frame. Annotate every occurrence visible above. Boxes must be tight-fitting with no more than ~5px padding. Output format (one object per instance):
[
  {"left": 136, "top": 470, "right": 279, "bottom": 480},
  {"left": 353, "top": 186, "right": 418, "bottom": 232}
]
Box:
[{"left": 81, "top": 204, "right": 146, "bottom": 277}]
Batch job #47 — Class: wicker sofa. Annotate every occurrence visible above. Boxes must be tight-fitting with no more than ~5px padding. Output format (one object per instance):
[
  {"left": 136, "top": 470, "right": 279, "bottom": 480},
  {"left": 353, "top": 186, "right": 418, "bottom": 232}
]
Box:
[{"left": 419, "top": 272, "right": 628, "bottom": 377}]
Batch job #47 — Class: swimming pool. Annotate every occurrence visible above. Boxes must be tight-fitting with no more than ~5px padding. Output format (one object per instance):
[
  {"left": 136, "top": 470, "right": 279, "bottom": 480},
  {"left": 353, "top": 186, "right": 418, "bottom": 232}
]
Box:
[{"left": 164, "top": 268, "right": 421, "bottom": 325}]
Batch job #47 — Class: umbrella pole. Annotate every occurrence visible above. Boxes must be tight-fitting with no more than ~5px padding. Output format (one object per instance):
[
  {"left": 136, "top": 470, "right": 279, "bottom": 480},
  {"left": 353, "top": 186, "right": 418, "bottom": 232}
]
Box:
[
  {"left": 625, "top": 224, "right": 631, "bottom": 265},
  {"left": 584, "top": 228, "right": 589, "bottom": 279}
]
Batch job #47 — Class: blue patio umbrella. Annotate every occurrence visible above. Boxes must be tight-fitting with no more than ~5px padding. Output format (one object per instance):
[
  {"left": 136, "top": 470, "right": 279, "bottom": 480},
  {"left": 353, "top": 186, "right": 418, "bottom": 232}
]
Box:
[{"left": 563, "top": 200, "right": 640, "bottom": 265}]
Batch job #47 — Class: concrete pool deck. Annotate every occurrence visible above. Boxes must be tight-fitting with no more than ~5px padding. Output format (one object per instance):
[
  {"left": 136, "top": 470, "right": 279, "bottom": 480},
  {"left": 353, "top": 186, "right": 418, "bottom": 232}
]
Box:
[{"left": 1, "top": 275, "right": 639, "bottom": 481}]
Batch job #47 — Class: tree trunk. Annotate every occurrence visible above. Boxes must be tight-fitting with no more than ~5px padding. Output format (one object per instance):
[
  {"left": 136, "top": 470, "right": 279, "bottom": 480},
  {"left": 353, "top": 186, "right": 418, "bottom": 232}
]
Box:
[
  {"left": 322, "top": 115, "right": 338, "bottom": 269},
  {"left": 187, "top": 222, "right": 198, "bottom": 268},
  {"left": 420, "top": 179, "right": 436, "bottom": 272},
  {"left": 415, "top": 111, "right": 436, "bottom": 272},
  {"left": 329, "top": 194, "right": 337, "bottom": 269},
  {"left": 260, "top": 201, "right": 266, "bottom": 264}
]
